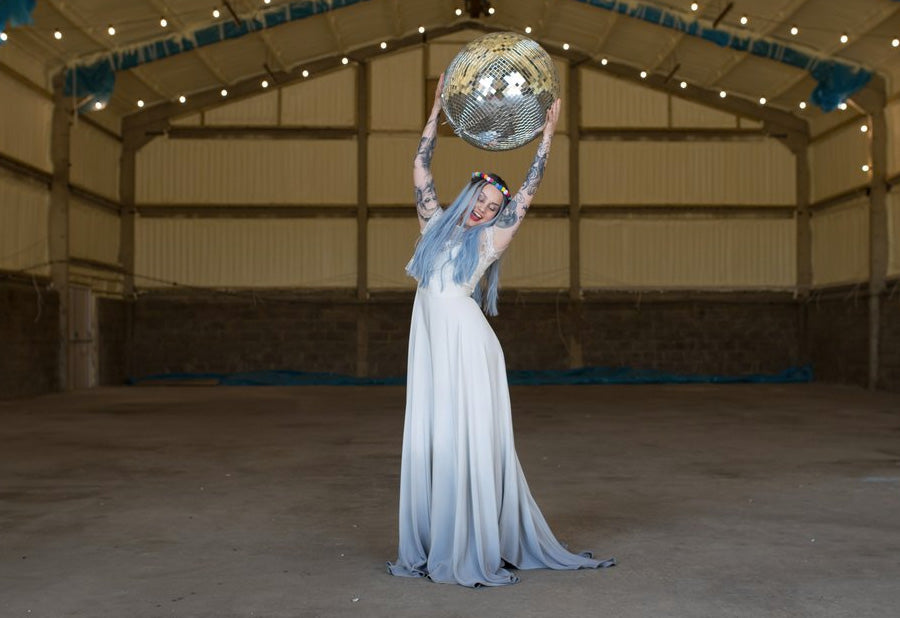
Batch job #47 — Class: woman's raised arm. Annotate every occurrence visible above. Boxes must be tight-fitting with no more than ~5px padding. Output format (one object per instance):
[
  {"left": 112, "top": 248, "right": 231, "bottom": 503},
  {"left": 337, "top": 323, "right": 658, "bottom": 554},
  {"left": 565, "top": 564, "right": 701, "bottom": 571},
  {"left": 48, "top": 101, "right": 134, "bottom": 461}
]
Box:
[
  {"left": 492, "top": 98, "right": 561, "bottom": 252},
  {"left": 414, "top": 74, "right": 444, "bottom": 232}
]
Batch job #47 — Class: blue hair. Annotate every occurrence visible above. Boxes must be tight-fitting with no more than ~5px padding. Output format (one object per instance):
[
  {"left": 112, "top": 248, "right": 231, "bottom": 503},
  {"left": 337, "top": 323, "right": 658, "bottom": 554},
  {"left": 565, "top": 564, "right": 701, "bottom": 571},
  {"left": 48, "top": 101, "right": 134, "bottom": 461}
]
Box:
[{"left": 406, "top": 179, "right": 505, "bottom": 316}]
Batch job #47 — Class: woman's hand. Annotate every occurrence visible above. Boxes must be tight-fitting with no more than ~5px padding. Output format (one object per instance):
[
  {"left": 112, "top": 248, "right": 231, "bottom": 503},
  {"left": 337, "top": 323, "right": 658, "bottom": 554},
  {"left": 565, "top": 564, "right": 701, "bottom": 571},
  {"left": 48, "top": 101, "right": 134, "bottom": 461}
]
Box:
[
  {"left": 541, "top": 98, "right": 561, "bottom": 140},
  {"left": 431, "top": 73, "right": 445, "bottom": 115}
]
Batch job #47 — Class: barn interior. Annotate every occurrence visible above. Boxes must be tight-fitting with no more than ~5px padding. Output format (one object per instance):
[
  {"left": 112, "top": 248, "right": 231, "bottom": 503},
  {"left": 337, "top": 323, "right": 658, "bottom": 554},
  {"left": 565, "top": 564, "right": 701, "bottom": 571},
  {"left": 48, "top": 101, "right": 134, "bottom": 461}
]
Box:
[{"left": 1, "top": 0, "right": 899, "bottom": 615}]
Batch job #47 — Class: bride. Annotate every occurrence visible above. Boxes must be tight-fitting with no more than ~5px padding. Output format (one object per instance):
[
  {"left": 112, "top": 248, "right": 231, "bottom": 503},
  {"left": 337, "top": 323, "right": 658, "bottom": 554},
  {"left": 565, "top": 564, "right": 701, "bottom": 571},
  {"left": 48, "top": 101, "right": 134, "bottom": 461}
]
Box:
[{"left": 387, "top": 74, "right": 615, "bottom": 587}]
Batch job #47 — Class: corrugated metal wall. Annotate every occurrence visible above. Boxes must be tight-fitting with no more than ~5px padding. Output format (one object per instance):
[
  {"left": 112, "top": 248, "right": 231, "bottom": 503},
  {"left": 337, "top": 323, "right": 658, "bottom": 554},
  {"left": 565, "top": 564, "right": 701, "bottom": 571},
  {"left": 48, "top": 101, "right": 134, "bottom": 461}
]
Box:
[
  {"left": 368, "top": 218, "right": 419, "bottom": 289},
  {"left": 889, "top": 189, "right": 900, "bottom": 278},
  {"left": 0, "top": 170, "right": 49, "bottom": 275},
  {"left": 70, "top": 198, "right": 119, "bottom": 266},
  {"left": 71, "top": 121, "right": 121, "bottom": 201},
  {"left": 136, "top": 137, "right": 358, "bottom": 204},
  {"left": 811, "top": 198, "right": 869, "bottom": 286},
  {"left": 135, "top": 218, "right": 356, "bottom": 288},
  {"left": 809, "top": 123, "right": 869, "bottom": 203},
  {"left": 0, "top": 72, "right": 52, "bottom": 172},
  {"left": 580, "top": 140, "right": 795, "bottom": 205},
  {"left": 371, "top": 49, "right": 423, "bottom": 131},
  {"left": 580, "top": 217, "right": 796, "bottom": 289}
]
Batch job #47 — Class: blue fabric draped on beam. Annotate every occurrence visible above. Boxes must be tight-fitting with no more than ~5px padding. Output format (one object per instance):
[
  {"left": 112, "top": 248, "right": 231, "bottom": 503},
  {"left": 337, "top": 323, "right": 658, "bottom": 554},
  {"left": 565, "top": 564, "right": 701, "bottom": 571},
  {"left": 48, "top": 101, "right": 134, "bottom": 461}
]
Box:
[
  {"left": 573, "top": 0, "right": 872, "bottom": 112},
  {"left": 64, "top": 0, "right": 370, "bottom": 112},
  {"left": 127, "top": 365, "right": 814, "bottom": 387},
  {"left": 0, "top": 0, "right": 36, "bottom": 39}
]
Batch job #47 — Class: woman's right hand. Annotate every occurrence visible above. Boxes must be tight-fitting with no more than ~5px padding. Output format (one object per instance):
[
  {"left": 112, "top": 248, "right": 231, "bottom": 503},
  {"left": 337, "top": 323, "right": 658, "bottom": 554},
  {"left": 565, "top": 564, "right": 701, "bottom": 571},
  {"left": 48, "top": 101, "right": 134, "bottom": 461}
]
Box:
[
  {"left": 431, "top": 73, "right": 445, "bottom": 114},
  {"left": 541, "top": 98, "right": 561, "bottom": 140}
]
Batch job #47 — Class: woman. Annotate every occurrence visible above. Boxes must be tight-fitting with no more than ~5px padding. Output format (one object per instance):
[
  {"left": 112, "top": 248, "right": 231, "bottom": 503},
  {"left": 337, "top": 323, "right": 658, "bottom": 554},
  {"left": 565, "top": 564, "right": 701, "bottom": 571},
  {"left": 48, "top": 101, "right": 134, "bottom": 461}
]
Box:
[{"left": 387, "top": 76, "right": 615, "bottom": 587}]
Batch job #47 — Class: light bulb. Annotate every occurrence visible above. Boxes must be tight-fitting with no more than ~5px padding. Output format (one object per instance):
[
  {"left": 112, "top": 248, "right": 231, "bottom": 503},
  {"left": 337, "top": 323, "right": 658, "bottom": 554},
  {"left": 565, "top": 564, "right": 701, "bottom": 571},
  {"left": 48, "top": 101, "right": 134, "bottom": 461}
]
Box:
[
  {"left": 107, "top": 24, "right": 116, "bottom": 36},
  {"left": 341, "top": 56, "right": 349, "bottom": 65},
  {"left": 601, "top": 57, "right": 608, "bottom": 66},
  {"left": 838, "top": 102, "right": 847, "bottom": 110},
  {"left": 740, "top": 15, "right": 748, "bottom": 25},
  {"left": 302, "top": 69, "right": 309, "bottom": 78},
  {"left": 893, "top": 38, "right": 899, "bottom": 48},
  {"left": 860, "top": 124, "right": 868, "bottom": 133},
  {"left": 264, "top": 0, "right": 272, "bottom": 4},
  {"left": 862, "top": 164, "right": 870, "bottom": 172},
  {"left": 525, "top": 26, "right": 532, "bottom": 34},
  {"left": 798, "top": 101, "right": 807, "bottom": 110},
  {"left": 261, "top": 79, "right": 269, "bottom": 88},
  {"left": 719, "top": 90, "right": 727, "bottom": 98},
  {"left": 137, "top": 99, "right": 145, "bottom": 108},
  {"left": 213, "top": 8, "right": 221, "bottom": 18},
  {"left": 0, "top": 32, "right": 7, "bottom": 42},
  {"left": 690, "top": 2, "right": 699, "bottom": 11},
  {"left": 179, "top": 95, "right": 187, "bottom": 103},
  {"left": 54, "top": 29, "right": 62, "bottom": 40},
  {"left": 380, "top": 41, "right": 387, "bottom": 49},
  {"left": 679, "top": 81, "right": 687, "bottom": 89},
  {"left": 221, "top": 88, "right": 228, "bottom": 97},
  {"left": 455, "top": 8, "right": 462, "bottom": 16},
  {"left": 640, "top": 70, "right": 647, "bottom": 79},
  {"left": 840, "top": 33, "right": 848, "bottom": 44},
  {"left": 160, "top": 17, "right": 168, "bottom": 28},
  {"left": 562, "top": 43, "right": 570, "bottom": 50},
  {"left": 759, "top": 97, "right": 767, "bottom": 105},
  {"left": 790, "top": 25, "right": 798, "bottom": 36},
  {"left": 418, "top": 26, "right": 425, "bottom": 34},
  {"left": 94, "top": 101, "right": 104, "bottom": 110},
  {"left": 488, "top": 6, "right": 495, "bottom": 14}
]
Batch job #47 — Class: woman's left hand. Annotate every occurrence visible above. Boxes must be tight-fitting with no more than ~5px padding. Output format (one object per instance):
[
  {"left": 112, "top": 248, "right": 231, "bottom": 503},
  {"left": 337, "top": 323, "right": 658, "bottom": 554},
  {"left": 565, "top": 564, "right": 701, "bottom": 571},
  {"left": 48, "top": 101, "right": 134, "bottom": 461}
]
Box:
[{"left": 542, "top": 98, "right": 561, "bottom": 139}]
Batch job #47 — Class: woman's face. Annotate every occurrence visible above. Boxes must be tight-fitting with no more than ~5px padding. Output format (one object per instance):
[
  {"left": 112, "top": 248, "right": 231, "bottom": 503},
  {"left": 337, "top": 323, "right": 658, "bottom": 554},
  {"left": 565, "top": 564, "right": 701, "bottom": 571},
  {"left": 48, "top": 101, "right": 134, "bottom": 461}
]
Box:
[{"left": 465, "top": 184, "right": 504, "bottom": 227}]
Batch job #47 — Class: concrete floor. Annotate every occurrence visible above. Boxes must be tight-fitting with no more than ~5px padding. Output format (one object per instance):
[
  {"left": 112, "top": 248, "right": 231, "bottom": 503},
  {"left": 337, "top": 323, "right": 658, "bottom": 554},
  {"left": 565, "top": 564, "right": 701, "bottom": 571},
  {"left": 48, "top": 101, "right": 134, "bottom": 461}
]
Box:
[{"left": 1, "top": 384, "right": 899, "bottom": 618}]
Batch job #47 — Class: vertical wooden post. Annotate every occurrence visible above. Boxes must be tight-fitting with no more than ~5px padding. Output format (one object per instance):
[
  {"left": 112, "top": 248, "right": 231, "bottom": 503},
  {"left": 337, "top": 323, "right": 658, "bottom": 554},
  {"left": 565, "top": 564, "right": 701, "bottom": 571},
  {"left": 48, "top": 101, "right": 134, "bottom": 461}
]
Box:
[
  {"left": 50, "top": 72, "right": 73, "bottom": 391},
  {"left": 567, "top": 64, "right": 583, "bottom": 368},
  {"left": 790, "top": 133, "right": 812, "bottom": 366},
  {"left": 868, "top": 105, "right": 888, "bottom": 390},
  {"left": 356, "top": 62, "right": 370, "bottom": 377}
]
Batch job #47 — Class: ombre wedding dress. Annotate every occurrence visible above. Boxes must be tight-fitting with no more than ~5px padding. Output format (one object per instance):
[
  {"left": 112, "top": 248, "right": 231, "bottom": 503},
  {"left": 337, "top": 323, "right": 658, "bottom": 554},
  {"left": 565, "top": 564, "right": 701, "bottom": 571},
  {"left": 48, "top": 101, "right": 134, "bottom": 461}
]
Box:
[{"left": 387, "top": 209, "right": 615, "bottom": 587}]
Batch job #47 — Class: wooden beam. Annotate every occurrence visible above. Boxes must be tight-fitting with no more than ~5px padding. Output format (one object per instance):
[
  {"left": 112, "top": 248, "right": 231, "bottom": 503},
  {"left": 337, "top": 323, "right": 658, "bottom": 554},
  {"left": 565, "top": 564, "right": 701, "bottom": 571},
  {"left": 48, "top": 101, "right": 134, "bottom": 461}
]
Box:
[
  {"left": 50, "top": 72, "right": 73, "bottom": 391},
  {"left": 356, "top": 64, "right": 369, "bottom": 302},
  {"left": 580, "top": 128, "right": 767, "bottom": 141},
  {"left": 567, "top": 63, "right": 583, "bottom": 368},
  {"left": 166, "top": 126, "right": 357, "bottom": 140}
]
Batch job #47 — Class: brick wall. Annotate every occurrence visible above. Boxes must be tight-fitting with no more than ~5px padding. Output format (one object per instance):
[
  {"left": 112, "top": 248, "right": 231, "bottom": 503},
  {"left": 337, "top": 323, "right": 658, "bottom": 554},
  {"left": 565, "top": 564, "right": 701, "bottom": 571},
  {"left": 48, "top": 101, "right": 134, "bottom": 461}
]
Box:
[
  {"left": 0, "top": 278, "right": 59, "bottom": 398},
  {"left": 805, "top": 292, "right": 870, "bottom": 388},
  {"left": 97, "top": 297, "right": 128, "bottom": 386},
  {"left": 879, "top": 293, "right": 900, "bottom": 392}
]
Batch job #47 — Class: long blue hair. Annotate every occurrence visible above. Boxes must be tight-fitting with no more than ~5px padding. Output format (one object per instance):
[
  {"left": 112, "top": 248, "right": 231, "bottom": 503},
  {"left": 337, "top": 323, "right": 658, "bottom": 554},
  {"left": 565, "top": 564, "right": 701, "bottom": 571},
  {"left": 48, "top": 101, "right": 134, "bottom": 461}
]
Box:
[{"left": 406, "top": 174, "right": 510, "bottom": 316}]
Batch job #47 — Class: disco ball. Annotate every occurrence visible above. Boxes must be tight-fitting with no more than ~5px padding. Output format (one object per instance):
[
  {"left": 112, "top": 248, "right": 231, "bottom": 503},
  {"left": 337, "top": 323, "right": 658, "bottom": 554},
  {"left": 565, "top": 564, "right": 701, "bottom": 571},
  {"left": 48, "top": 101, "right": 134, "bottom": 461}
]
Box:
[{"left": 441, "top": 32, "right": 559, "bottom": 151}]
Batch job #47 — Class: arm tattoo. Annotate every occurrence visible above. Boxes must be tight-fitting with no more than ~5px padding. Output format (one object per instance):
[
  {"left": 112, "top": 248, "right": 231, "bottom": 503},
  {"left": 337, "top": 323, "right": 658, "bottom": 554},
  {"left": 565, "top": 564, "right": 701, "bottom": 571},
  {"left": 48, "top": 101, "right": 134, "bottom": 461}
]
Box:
[
  {"left": 495, "top": 197, "right": 519, "bottom": 228},
  {"left": 494, "top": 139, "right": 549, "bottom": 229},
  {"left": 524, "top": 139, "right": 549, "bottom": 196},
  {"left": 414, "top": 115, "right": 440, "bottom": 221},
  {"left": 415, "top": 179, "right": 438, "bottom": 220}
]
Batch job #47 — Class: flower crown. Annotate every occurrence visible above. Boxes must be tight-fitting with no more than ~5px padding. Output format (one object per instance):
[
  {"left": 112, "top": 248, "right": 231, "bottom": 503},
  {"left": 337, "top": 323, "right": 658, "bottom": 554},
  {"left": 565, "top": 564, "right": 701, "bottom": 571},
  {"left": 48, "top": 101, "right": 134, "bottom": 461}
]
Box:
[{"left": 471, "top": 172, "right": 510, "bottom": 199}]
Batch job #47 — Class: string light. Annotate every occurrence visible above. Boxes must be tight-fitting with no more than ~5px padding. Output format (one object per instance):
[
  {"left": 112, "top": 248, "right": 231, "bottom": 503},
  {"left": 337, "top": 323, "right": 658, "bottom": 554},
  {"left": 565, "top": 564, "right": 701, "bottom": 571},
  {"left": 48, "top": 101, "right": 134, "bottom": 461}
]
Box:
[
  {"left": 0, "top": 32, "right": 7, "bottom": 42},
  {"left": 790, "top": 25, "right": 799, "bottom": 36},
  {"left": 179, "top": 95, "right": 187, "bottom": 103},
  {"left": 798, "top": 101, "right": 807, "bottom": 109},
  {"left": 838, "top": 101, "right": 847, "bottom": 110},
  {"left": 488, "top": 6, "right": 495, "bottom": 14},
  {"left": 525, "top": 26, "right": 532, "bottom": 34},
  {"left": 341, "top": 56, "right": 349, "bottom": 65},
  {"left": 455, "top": 8, "right": 462, "bottom": 16},
  {"left": 380, "top": 41, "right": 387, "bottom": 49},
  {"left": 679, "top": 80, "right": 687, "bottom": 89},
  {"left": 861, "top": 164, "right": 870, "bottom": 172},
  {"left": 53, "top": 28, "right": 62, "bottom": 40},
  {"left": 94, "top": 101, "right": 104, "bottom": 110},
  {"left": 261, "top": 79, "right": 269, "bottom": 88},
  {"left": 893, "top": 38, "right": 899, "bottom": 48},
  {"left": 107, "top": 24, "right": 116, "bottom": 36},
  {"left": 562, "top": 43, "right": 570, "bottom": 50},
  {"left": 690, "top": 2, "right": 699, "bottom": 11},
  {"left": 137, "top": 99, "right": 145, "bottom": 108},
  {"left": 640, "top": 70, "right": 647, "bottom": 79},
  {"left": 160, "top": 17, "right": 168, "bottom": 28},
  {"left": 301, "top": 69, "right": 309, "bottom": 78},
  {"left": 860, "top": 124, "right": 868, "bottom": 133},
  {"left": 840, "top": 33, "right": 848, "bottom": 44},
  {"left": 418, "top": 25, "right": 425, "bottom": 34},
  {"left": 213, "top": 8, "right": 221, "bottom": 18},
  {"left": 759, "top": 96, "right": 767, "bottom": 105},
  {"left": 220, "top": 88, "right": 228, "bottom": 97},
  {"left": 739, "top": 15, "right": 748, "bottom": 25},
  {"left": 719, "top": 90, "right": 727, "bottom": 98},
  {"left": 600, "top": 57, "right": 608, "bottom": 65},
  {"left": 264, "top": 0, "right": 272, "bottom": 4}
]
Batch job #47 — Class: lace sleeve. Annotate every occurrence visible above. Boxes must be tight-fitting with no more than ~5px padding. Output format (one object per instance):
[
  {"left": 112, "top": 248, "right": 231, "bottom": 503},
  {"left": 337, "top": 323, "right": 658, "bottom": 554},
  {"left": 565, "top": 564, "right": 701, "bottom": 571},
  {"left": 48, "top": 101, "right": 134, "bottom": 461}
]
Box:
[
  {"left": 421, "top": 206, "right": 444, "bottom": 235},
  {"left": 481, "top": 226, "right": 502, "bottom": 262}
]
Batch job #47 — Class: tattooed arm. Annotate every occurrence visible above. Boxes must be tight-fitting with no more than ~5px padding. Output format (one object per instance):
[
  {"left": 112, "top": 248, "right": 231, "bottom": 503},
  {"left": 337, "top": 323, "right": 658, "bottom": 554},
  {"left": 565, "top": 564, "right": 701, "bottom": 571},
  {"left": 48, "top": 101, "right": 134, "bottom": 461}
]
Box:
[
  {"left": 414, "top": 74, "right": 444, "bottom": 232},
  {"left": 492, "top": 99, "right": 561, "bottom": 252}
]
